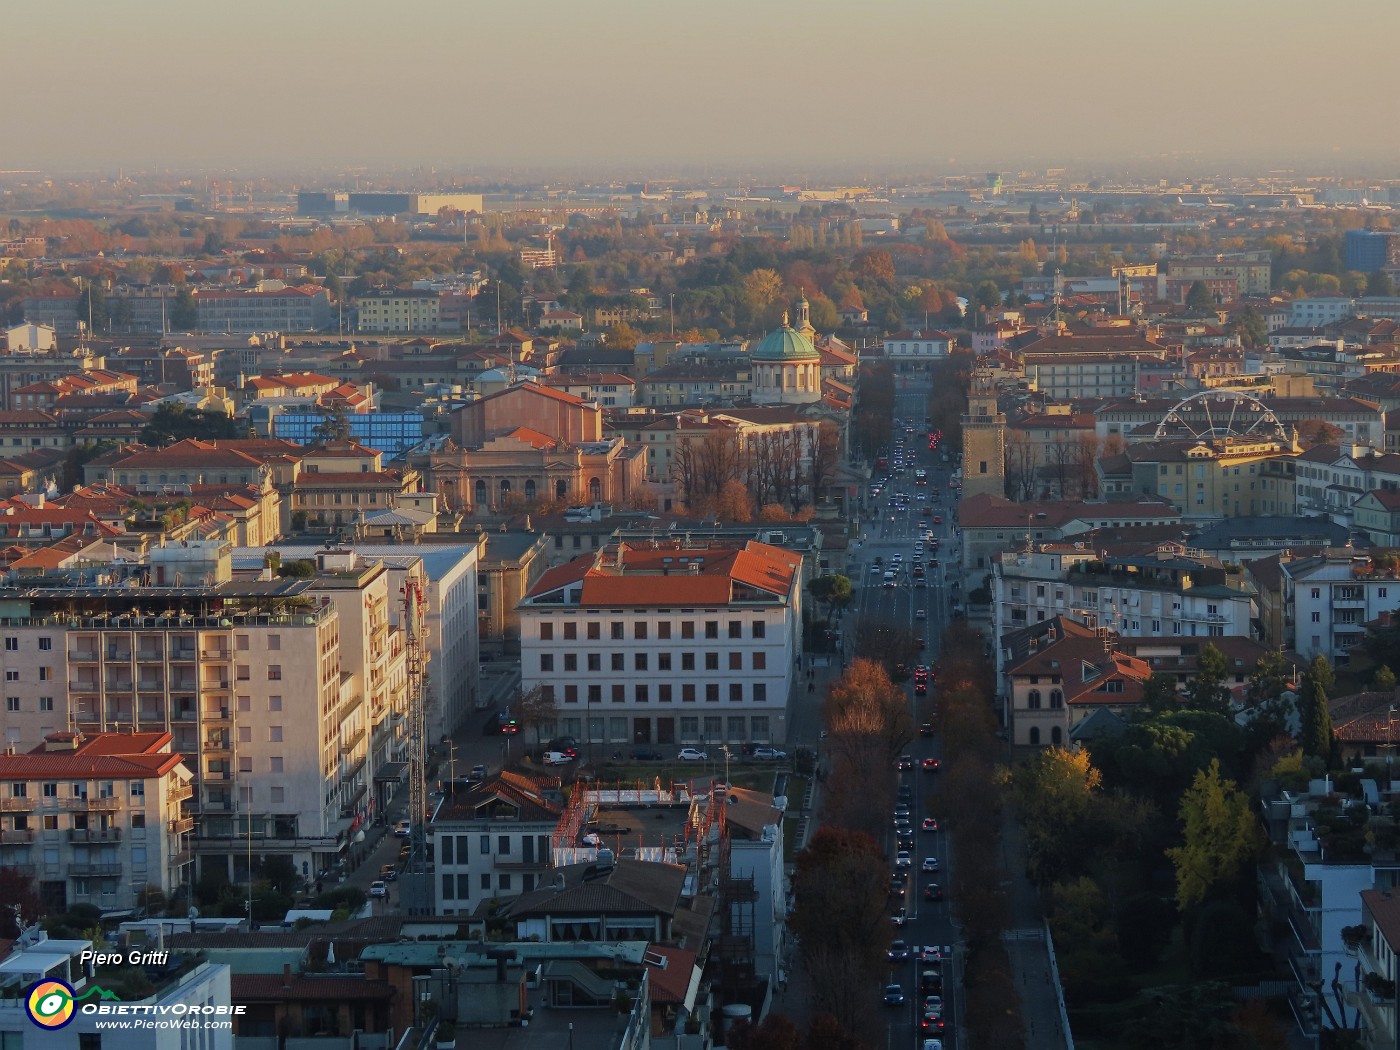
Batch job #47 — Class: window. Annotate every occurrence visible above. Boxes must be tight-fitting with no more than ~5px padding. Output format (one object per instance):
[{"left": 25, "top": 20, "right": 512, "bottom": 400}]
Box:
[
  {"left": 269, "top": 757, "right": 283, "bottom": 773},
  {"left": 587, "top": 654, "right": 601, "bottom": 672},
  {"left": 634, "top": 623, "right": 648, "bottom": 640},
  {"left": 2, "top": 638, "right": 14, "bottom": 651},
  {"left": 705, "top": 621, "right": 719, "bottom": 639},
  {"left": 38, "top": 666, "right": 54, "bottom": 681},
  {"left": 705, "top": 653, "right": 720, "bottom": 671},
  {"left": 564, "top": 654, "right": 577, "bottom": 672},
  {"left": 1311, "top": 611, "right": 1321, "bottom": 623},
  {"left": 564, "top": 622, "right": 577, "bottom": 640},
  {"left": 587, "top": 623, "right": 601, "bottom": 640},
  {"left": 706, "top": 683, "right": 719, "bottom": 702},
  {"left": 588, "top": 685, "right": 601, "bottom": 704},
  {"left": 267, "top": 665, "right": 281, "bottom": 681},
  {"left": 636, "top": 684, "right": 649, "bottom": 703},
  {"left": 271, "top": 786, "right": 285, "bottom": 802},
  {"left": 658, "top": 653, "right": 672, "bottom": 671},
  {"left": 681, "top": 653, "right": 695, "bottom": 671},
  {"left": 729, "top": 683, "right": 743, "bottom": 702},
  {"left": 728, "top": 621, "right": 742, "bottom": 639},
  {"left": 658, "top": 622, "right": 672, "bottom": 640},
  {"left": 540, "top": 654, "right": 554, "bottom": 672},
  {"left": 635, "top": 653, "right": 648, "bottom": 672},
  {"left": 611, "top": 622, "right": 624, "bottom": 640},
  {"left": 540, "top": 623, "right": 554, "bottom": 641},
  {"left": 611, "top": 684, "right": 624, "bottom": 703},
  {"left": 269, "top": 726, "right": 283, "bottom": 742},
  {"left": 659, "top": 684, "right": 673, "bottom": 703},
  {"left": 1049, "top": 690, "right": 1063, "bottom": 708},
  {"left": 238, "top": 757, "right": 253, "bottom": 773},
  {"left": 1027, "top": 690, "right": 1041, "bottom": 709},
  {"left": 4, "top": 671, "right": 17, "bottom": 682},
  {"left": 4, "top": 698, "right": 17, "bottom": 712},
  {"left": 681, "top": 621, "right": 695, "bottom": 639},
  {"left": 752, "top": 621, "right": 766, "bottom": 638},
  {"left": 729, "top": 653, "right": 743, "bottom": 670},
  {"left": 42, "top": 782, "right": 57, "bottom": 797},
  {"left": 38, "top": 637, "right": 51, "bottom": 651},
  {"left": 682, "top": 684, "right": 696, "bottom": 703},
  {"left": 564, "top": 684, "right": 578, "bottom": 704}
]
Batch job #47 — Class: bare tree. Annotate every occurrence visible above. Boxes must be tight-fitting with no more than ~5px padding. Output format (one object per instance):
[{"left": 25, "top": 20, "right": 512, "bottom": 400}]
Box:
[
  {"left": 806, "top": 422, "right": 840, "bottom": 506},
  {"left": 1005, "top": 429, "right": 1038, "bottom": 502},
  {"left": 1045, "top": 435, "right": 1074, "bottom": 498},
  {"left": 1071, "top": 434, "right": 1101, "bottom": 498}
]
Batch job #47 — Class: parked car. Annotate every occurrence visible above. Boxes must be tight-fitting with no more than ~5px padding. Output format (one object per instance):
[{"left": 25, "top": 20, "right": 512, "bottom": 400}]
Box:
[
  {"left": 752, "top": 747, "right": 787, "bottom": 761},
  {"left": 369, "top": 881, "right": 388, "bottom": 899},
  {"left": 677, "top": 748, "right": 708, "bottom": 761},
  {"left": 543, "top": 751, "right": 575, "bottom": 766}
]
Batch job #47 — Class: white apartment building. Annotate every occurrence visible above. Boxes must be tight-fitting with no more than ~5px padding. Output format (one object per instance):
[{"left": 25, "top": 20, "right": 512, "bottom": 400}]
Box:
[
  {"left": 882, "top": 329, "right": 952, "bottom": 372},
  {"left": 246, "top": 542, "right": 483, "bottom": 738},
  {"left": 992, "top": 543, "right": 1256, "bottom": 642},
  {"left": 430, "top": 771, "right": 564, "bottom": 915},
  {"left": 1294, "top": 444, "right": 1400, "bottom": 523},
  {"left": 519, "top": 541, "right": 801, "bottom": 747},
  {"left": 0, "top": 937, "right": 233, "bottom": 1050},
  {"left": 0, "top": 540, "right": 371, "bottom": 883},
  {"left": 0, "top": 731, "right": 193, "bottom": 914},
  {"left": 1283, "top": 550, "right": 1400, "bottom": 664}
]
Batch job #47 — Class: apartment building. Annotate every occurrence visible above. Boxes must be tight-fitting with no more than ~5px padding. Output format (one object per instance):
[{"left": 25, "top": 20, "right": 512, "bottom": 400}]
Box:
[
  {"left": 353, "top": 289, "right": 441, "bottom": 334},
  {"left": 1282, "top": 550, "right": 1400, "bottom": 665},
  {"left": 0, "top": 731, "right": 193, "bottom": 913},
  {"left": 518, "top": 540, "right": 801, "bottom": 747},
  {"left": 0, "top": 540, "right": 367, "bottom": 882},
  {"left": 882, "top": 329, "right": 952, "bottom": 372},
  {"left": 991, "top": 542, "right": 1256, "bottom": 641},
  {"left": 431, "top": 771, "right": 564, "bottom": 915},
  {"left": 1295, "top": 444, "right": 1400, "bottom": 524},
  {"left": 194, "top": 285, "right": 332, "bottom": 334},
  {"left": 1352, "top": 889, "right": 1400, "bottom": 1050}
]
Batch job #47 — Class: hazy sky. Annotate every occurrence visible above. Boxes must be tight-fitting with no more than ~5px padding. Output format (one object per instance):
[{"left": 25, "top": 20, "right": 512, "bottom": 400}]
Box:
[{"left": 9, "top": 0, "right": 1399, "bottom": 177}]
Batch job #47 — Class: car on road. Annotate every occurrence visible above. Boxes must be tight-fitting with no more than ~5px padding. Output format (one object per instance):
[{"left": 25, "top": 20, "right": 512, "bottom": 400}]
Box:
[
  {"left": 919, "top": 945, "right": 953, "bottom": 963},
  {"left": 922, "top": 757, "right": 940, "bottom": 772},
  {"left": 924, "top": 883, "right": 944, "bottom": 901},
  {"left": 470, "top": 764, "right": 487, "bottom": 780},
  {"left": 883, "top": 984, "right": 907, "bottom": 1007},
  {"left": 887, "top": 940, "right": 911, "bottom": 962},
  {"left": 369, "top": 881, "right": 388, "bottom": 899},
  {"left": 922, "top": 1040, "right": 944, "bottom": 1050},
  {"left": 891, "top": 907, "right": 907, "bottom": 926},
  {"left": 889, "top": 877, "right": 907, "bottom": 898},
  {"left": 921, "top": 969, "right": 944, "bottom": 993},
  {"left": 921, "top": 857, "right": 940, "bottom": 872},
  {"left": 933, "top": 516, "right": 943, "bottom": 525},
  {"left": 393, "top": 820, "right": 411, "bottom": 837},
  {"left": 914, "top": 542, "right": 924, "bottom": 553},
  {"left": 752, "top": 747, "right": 787, "bottom": 761},
  {"left": 896, "top": 755, "right": 914, "bottom": 770},
  {"left": 895, "top": 851, "right": 912, "bottom": 869},
  {"left": 677, "top": 748, "right": 708, "bottom": 761},
  {"left": 632, "top": 748, "right": 664, "bottom": 761},
  {"left": 922, "top": 817, "right": 940, "bottom": 832},
  {"left": 915, "top": 608, "right": 926, "bottom": 619},
  {"left": 379, "top": 863, "right": 399, "bottom": 881}
]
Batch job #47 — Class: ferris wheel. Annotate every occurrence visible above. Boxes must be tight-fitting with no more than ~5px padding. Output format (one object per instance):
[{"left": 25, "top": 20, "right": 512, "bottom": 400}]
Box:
[{"left": 1153, "top": 390, "right": 1289, "bottom": 444}]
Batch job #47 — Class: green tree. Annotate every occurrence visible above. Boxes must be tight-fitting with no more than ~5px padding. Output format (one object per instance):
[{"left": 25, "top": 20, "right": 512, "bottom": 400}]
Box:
[
  {"left": 604, "top": 321, "right": 639, "bottom": 351},
  {"left": 806, "top": 574, "right": 852, "bottom": 625},
  {"left": 1183, "top": 643, "right": 1232, "bottom": 714},
  {"left": 1299, "top": 654, "right": 1336, "bottom": 764},
  {"left": 170, "top": 286, "right": 198, "bottom": 331},
  {"left": 1185, "top": 279, "right": 1214, "bottom": 312},
  {"left": 1229, "top": 307, "right": 1268, "bottom": 349},
  {"left": 1011, "top": 747, "right": 1101, "bottom": 886},
  {"left": 1165, "top": 759, "right": 1263, "bottom": 911},
  {"left": 313, "top": 402, "right": 352, "bottom": 444},
  {"left": 1377, "top": 665, "right": 1397, "bottom": 692},
  {"left": 1371, "top": 270, "right": 1397, "bottom": 297},
  {"left": 1246, "top": 649, "right": 1292, "bottom": 707},
  {"left": 140, "top": 404, "right": 240, "bottom": 445},
  {"left": 1140, "top": 672, "right": 1181, "bottom": 713},
  {"left": 1116, "top": 892, "right": 1176, "bottom": 971}
]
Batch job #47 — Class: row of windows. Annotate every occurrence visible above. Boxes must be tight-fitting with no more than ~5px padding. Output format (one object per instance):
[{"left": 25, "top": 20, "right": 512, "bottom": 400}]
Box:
[
  {"left": 10, "top": 780, "right": 138, "bottom": 798},
  {"left": 541, "top": 650, "right": 767, "bottom": 673},
  {"left": 539, "top": 619, "right": 765, "bottom": 641},
  {"left": 542, "top": 681, "right": 768, "bottom": 704}
]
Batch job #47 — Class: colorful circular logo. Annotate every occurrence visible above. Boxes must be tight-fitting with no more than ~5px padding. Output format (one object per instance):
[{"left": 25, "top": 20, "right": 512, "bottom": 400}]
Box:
[{"left": 26, "top": 979, "right": 76, "bottom": 1029}]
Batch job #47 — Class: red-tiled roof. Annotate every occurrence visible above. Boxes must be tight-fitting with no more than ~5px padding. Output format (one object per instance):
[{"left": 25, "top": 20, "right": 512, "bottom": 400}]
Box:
[{"left": 526, "top": 541, "right": 798, "bottom": 607}]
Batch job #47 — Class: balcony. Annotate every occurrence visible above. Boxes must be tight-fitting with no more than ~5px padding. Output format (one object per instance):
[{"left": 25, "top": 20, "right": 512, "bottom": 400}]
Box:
[
  {"left": 201, "top": 649, "right": 230, "bottom": 661},
  {"left": 198, "top": 798, "right": 235, "bottom": 813},
  {"left": 68, "top": 863, "right": 123, "bottom": 878},
  {"left": 202, "top": 681, "right": 232, "bottom": 693},
  {"left": 203, "top": 708, "right": 231, "bottom": 723},
  {"left": 0, "top": 829, "right": 34, "bottom": 844},
  {"left": 169, "top": 648, "right": 197, "bottom": 662},
  {"left": 340, "top": 726, "right": 366, "bottom": 754},
  {"left": 169, "top": 816, "right": 195, "bottom": 834},
  {"left": 203, "top": 769, "right": 234, "bottom": 782},
  {"left": 167, "top": 782, "right": 193, "bottom": 804},
  {"left": 104, "top": 648, "right": 131, "bottom": 662},
  {"left": 61, "top": 796, "right": 121, "bottom": 811},
  {"left": 0, "top": 798, "right": 36, "bottom": 812},
  {"left": 69, "top": 827, "right": 122, "bottom": 843},
  {"left": 69, "top": 649, "right": 99, "bottom": 663},
  {"left": 136, "top": 649, "right": 163, "bottom": 662},
  {"left": 169, "top": 849, "right": 193, "bottom": 867},
  {"left": 203, "top": 736, "right": 232, "bottom": 754}
]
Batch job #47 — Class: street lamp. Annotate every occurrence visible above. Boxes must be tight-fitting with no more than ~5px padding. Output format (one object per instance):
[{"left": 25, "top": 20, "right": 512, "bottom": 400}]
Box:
[{"left": 720, "top": 744, "right": 731, "bottom": 789}]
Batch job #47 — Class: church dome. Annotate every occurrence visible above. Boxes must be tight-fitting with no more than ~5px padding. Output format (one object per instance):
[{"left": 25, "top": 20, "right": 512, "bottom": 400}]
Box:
[{"left": 751, "top": 317, "right": 819, "bottom": 361}]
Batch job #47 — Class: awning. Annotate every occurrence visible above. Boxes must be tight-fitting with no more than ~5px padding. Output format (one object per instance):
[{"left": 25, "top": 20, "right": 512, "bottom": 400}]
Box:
[{"left": 375, "top": 761, "right": 408, "bottom": 783}]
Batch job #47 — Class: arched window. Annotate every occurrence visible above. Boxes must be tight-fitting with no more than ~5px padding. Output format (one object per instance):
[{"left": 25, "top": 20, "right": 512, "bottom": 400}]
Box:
[
  {"left": 1049, "top": 689, "right": 1063, "bottom": 709},
  {"left": 589, "top": 477, "right": 601, "bottom": 501},
  {"left": 1027, "top": 689, "right": 1042, "bottom": 710},
  {"left": 474, "top": 479, "right": 487, "bottom": 508},
  {"left": 1051, "top": 726, "right": 1063, "bottom": 746},
  {"left": 499, "top": 480, "right": 511, "bottom": 502},
  {"left": 524, "top": 479, "right": 537, "bottom": 502},
  {"left": 1029, "top": 726, "right": 1041, "bottom": 746},
  {"left": 556, "top": 479, "right": 568, "bottom": 500}
]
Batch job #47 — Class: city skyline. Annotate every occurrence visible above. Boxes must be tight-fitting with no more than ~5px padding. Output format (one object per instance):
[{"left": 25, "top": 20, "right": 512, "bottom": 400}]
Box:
[{"left": 8, "top": 0, "right": 1400, "bottom": 174}]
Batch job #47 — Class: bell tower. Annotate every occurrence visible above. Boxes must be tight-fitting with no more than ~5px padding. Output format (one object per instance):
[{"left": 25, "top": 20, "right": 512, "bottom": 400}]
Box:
[{"left": 960, "top": 365, "right": 1006, "bottom": 499}]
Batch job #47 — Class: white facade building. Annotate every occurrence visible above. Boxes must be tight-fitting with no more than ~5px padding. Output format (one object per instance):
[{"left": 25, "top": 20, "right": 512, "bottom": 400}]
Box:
[
  {"left": 1283, "top": 551, "right": 1400, "bottom": 664},
  {"left": 519, "top": 541, "right": 801, "bottom": 747},
  {"left": 882, "top": 329, "right": 953, "bottom": 372},
  {"left": 992, "top": 544, "right": 1256, "bottom": 641}
]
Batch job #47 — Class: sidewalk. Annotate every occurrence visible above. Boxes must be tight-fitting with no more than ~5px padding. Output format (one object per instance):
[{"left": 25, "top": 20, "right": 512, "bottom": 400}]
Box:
[{"left": 1000, "top": 807, "right": 1072, "bottom": 1050}]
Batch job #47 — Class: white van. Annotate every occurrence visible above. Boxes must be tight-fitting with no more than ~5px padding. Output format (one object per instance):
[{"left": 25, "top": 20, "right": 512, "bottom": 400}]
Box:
[{"left": 543, "top": 751, "right": 574, "bottom": 766}]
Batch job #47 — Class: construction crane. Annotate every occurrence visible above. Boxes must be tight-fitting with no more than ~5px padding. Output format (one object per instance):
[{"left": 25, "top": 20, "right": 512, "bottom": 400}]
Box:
[{"left": 400, "top": 577, "right": 433, "bottom": 915}]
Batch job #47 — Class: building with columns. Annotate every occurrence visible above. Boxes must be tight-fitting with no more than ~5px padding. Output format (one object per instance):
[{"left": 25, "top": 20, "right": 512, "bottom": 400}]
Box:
[{"left": 750, "top": 298, "right": 823, "bottom": 406}]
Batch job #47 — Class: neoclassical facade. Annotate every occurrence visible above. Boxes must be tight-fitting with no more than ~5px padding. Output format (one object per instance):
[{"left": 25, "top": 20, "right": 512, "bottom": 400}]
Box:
[{"left": 750, "top": 297, "right": 823, "bottom": 406}]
